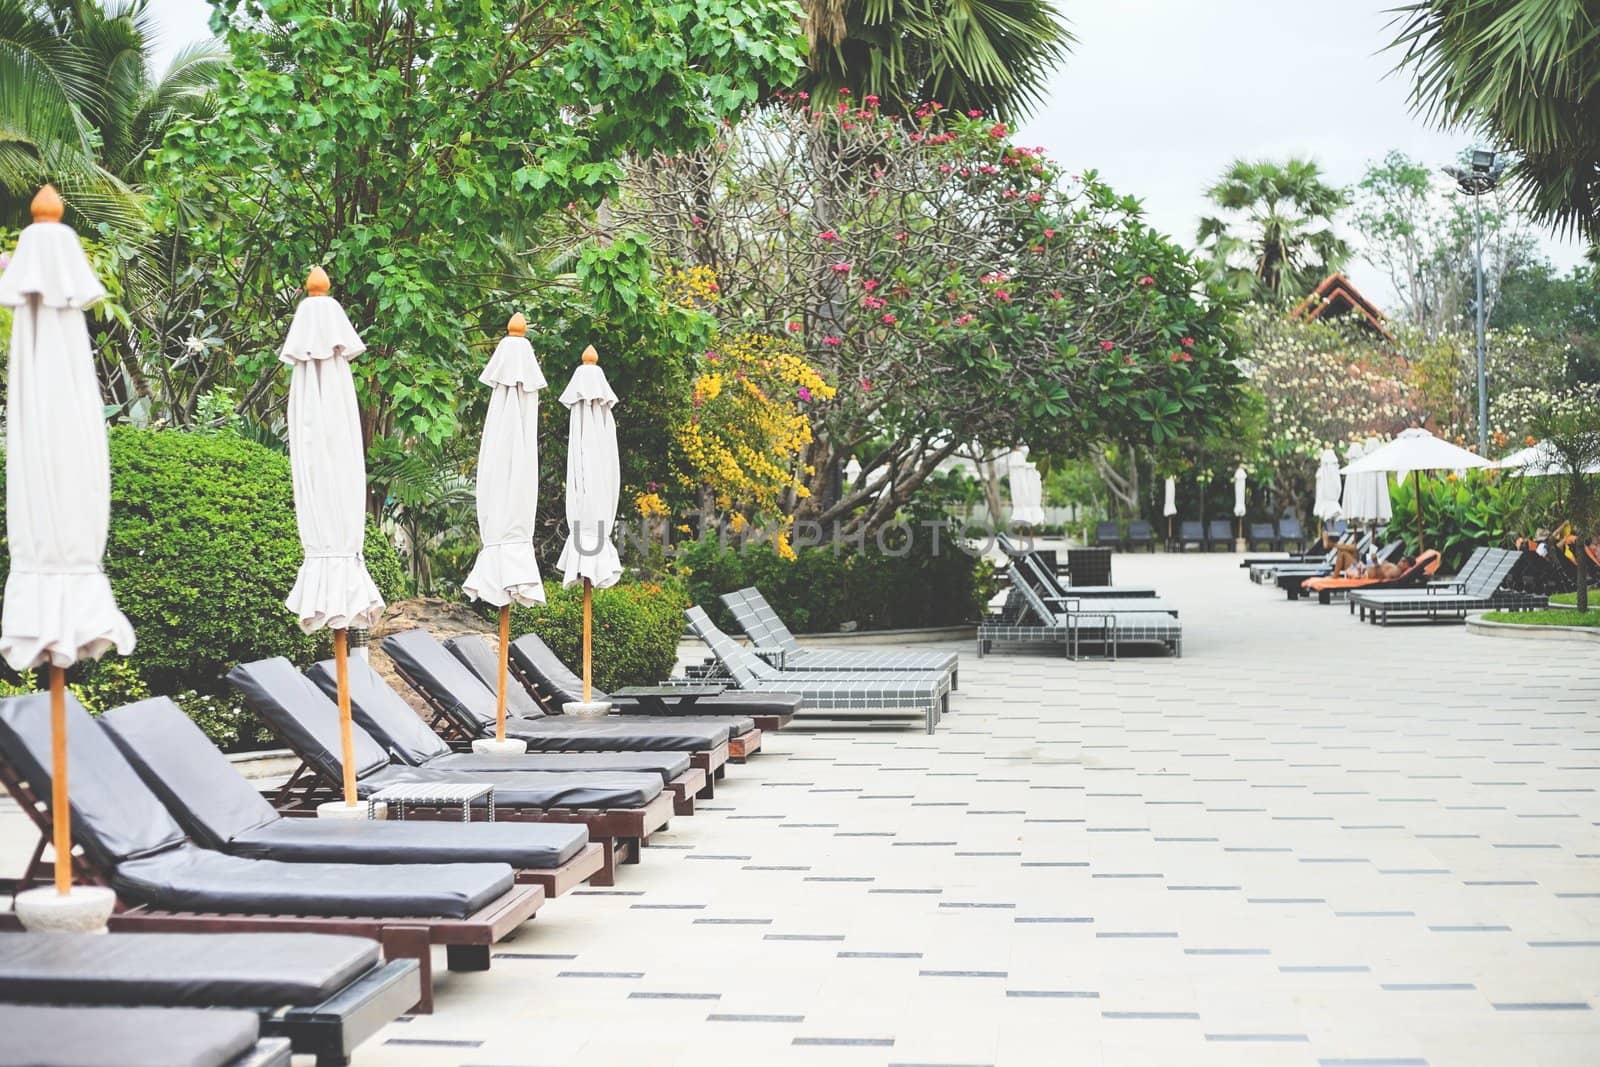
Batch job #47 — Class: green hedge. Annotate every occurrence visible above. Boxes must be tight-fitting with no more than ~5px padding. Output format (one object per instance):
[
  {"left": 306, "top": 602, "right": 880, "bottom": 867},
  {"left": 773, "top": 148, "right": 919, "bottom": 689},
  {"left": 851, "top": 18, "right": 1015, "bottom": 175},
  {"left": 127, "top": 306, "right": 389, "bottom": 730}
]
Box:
[
  {"left": 676, "top": 532, "right": 993, "bottom": 634},
  {"left": 0, "top": 427, "right": 407, "bottom": 747},
  {"left": 506, "top": 580, "right": 687, "bottom": 693}
]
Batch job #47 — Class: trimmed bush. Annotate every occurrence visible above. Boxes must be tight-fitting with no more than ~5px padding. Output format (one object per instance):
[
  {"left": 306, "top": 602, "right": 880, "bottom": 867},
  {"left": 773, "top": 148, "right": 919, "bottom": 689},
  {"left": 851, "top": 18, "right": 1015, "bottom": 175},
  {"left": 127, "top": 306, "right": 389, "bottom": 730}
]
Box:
[
  {"left": 0, "top": 427, "right": 407, "bottom": 746},
  {"left": 506, "top": 580, "right": 688, "bottom": 693},
  {"left": 676, "top": 532, "right": 994, "bottom": 634}
]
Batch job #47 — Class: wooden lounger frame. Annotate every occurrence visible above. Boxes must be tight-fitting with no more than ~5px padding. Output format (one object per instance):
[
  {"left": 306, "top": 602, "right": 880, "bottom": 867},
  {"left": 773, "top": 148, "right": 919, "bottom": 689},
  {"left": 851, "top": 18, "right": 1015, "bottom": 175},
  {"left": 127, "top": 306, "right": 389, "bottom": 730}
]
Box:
[
  {"left": 0, "top": 759, "right": 538, "bottom": 1015},
  {"left": 270, "top": 758, "right": 674, "bottom": 888}
]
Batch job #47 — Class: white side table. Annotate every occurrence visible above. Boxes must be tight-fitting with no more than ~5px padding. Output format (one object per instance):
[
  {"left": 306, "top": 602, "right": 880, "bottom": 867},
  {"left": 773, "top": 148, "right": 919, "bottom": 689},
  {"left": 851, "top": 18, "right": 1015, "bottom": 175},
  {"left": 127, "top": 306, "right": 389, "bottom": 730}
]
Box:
[{"left": 367, "top": 782, "right": 494, "bottom": 822}]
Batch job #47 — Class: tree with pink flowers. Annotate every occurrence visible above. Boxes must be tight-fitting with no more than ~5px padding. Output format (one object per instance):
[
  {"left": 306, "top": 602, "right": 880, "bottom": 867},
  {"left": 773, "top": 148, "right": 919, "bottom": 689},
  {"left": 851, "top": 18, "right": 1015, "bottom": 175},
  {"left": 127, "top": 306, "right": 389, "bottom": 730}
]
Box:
[{"left": 614, "top": 95, "right": 1246, "bottom": 535}]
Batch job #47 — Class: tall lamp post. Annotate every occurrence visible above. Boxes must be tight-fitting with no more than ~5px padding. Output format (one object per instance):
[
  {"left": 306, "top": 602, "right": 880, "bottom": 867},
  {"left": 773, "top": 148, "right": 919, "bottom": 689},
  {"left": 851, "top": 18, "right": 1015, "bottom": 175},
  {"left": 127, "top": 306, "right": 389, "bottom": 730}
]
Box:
[{"left": 1443, "top": 149, "right": 1507, "bottom": 456}]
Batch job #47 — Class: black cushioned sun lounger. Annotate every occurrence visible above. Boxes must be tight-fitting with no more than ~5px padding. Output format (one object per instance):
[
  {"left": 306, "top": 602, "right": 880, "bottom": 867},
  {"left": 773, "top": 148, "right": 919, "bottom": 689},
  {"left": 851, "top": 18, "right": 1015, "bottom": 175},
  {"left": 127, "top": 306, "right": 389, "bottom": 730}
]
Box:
[
  {"left": 228, "top": 657, "right": 675, "bottom": 884},
  {"left": 304, "top": 655, "right": 708, "bottom": 816},
  {"left": 0, "top": 1003, "right": 290, "bottom": 1067},
  {"left": 100, "top": 698, "right": 603, "bottom": 898},
  {"left": 685, "top": 607, "right": 950, "bottom": 733},
  {"left": 719, "top": 587, "right": 959, "bottom": 684},
  {"left": 382, "top": 629, "right": 751, "bottom": 769},
  {"left": 0, "top": 694, "right": 542, "bottom": 1015},
  {"left": 469, "top": 630, "right": 799, "bottom": 734},
  {"left": 0, "top": 932, "right": 416, "bottom": 1067}
]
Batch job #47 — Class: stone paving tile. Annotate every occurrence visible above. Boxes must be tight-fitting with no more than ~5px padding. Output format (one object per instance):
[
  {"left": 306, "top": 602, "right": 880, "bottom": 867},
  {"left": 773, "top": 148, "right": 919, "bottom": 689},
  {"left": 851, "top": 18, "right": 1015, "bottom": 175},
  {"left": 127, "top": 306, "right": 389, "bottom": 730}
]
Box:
[{"left": 1, "top": 553, "right": 1595, "bottom": 1065}]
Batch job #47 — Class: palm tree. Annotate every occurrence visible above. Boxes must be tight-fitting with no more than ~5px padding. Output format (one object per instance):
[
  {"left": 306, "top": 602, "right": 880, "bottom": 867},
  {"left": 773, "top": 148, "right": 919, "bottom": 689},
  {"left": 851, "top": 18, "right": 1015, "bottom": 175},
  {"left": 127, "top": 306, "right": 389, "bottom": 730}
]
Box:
[
  {"left": 801, "top": 0, "right": 1074, "bottom": 121},
  {"left": 1197, "top": 157, "right": 1350, "bottom": 303},
  {"left": 0, "top": 0, "right": 221, "bottom": 230},
  {"left": 1390, "top": 0, "right": 1600, "bottom": 247}
]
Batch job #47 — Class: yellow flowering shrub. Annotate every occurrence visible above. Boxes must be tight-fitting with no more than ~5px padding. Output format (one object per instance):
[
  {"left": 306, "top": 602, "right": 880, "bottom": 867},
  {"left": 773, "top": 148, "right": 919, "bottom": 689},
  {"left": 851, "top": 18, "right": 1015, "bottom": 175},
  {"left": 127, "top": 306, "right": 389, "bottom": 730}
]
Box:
[{"left": 676, "top": 329, "right": 834, "bottom": 525}]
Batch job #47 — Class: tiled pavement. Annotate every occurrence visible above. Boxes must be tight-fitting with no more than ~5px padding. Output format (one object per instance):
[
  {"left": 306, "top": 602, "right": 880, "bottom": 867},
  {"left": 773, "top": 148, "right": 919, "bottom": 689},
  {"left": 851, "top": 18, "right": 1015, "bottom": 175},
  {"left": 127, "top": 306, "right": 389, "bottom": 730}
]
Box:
[{"left": 4, "top": 553, "right": 1598, "bottom": 1065}]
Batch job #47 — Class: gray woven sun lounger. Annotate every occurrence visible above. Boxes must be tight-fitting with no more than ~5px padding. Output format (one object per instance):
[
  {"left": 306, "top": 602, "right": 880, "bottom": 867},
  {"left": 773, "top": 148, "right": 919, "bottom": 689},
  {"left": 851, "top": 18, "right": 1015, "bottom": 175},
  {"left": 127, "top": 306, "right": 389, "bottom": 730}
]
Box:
[
  {"left": 489, "top": 629, "right": 797, "bottom": 737},
  {"left": 684, "top": 606, "right": 950, "bottom": 734},
  {"left": 227, "top": 658, "right": 675, "bottom": 886},
  {"left": 0, "top": 693, "right": 541, "bottom": 1014},
  {"left": 979, "top": 564, "right": 1182, "bottom": 658},
  {"left": 0, "top": 931, "right": 417, "bottom": 1067},
  {"left": 1347, "top": 548, "right": 1547, "bottom": 624},
  {"left": 1013, "top": 555, "right": 1174, "bottom": 615},
  {"left": 0, "top": 1004, "right": 290, "bottom": 1067},
  {"left": 304, "top": 655, "right": 710, "bottom": 817},
  {"left": 383, "top": 629, "right": 757, "bottom": 759},
  {"left": 718, "top": 587, "right": 959, "bottom": 683},
  {"left": 100, "top": 697, "right": 602, "bottom": 898}
]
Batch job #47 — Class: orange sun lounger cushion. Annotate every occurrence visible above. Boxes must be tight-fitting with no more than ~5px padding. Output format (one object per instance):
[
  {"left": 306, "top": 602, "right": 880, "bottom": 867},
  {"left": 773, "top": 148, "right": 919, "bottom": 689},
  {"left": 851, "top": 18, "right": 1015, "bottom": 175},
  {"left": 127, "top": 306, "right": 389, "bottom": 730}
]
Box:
[{"left": 1302, "top": 549, "right": 1441, "bottom": 592}]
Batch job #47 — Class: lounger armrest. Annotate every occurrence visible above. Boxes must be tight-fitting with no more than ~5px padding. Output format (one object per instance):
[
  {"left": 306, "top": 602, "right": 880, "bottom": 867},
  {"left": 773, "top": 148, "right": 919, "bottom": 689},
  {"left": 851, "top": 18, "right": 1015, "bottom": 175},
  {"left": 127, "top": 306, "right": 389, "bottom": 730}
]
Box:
[
  {"left": 1424, "top": 582, "right": 1464, "bottom": 595},
  {"left": 662, "top": 674, "right": 718, "bottom": 687},
  {"left": 749, "top": 645, "right": 788, "bottom": 669},
  {"left": 1057, "top": 597, "right": 1083, "bottom": 613}
]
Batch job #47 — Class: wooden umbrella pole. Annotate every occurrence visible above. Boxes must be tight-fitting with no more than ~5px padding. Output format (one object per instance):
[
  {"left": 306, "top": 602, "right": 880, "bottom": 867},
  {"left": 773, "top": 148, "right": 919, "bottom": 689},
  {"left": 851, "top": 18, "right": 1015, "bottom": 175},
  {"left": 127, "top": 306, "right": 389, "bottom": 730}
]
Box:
[
  {"left": 1413, "top": 469, "right": 1425, "bottom": 551},
  {"left": 333, "top": 629, "right": 357, "bottom": 806},
  {"left": 582, "top": 578, "right": 593, "bottom": 704},
  {"left": 496, "top": 604, "right": 511, "bottom": 741},
  {"left": 49, "top": 665, "right": 69, "bottom": 895}
]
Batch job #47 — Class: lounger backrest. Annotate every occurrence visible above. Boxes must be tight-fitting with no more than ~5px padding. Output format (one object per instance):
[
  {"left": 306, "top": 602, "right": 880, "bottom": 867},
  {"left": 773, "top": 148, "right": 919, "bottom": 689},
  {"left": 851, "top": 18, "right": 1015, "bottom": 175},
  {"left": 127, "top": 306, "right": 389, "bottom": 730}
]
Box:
[
  {"left": 1128, "top": 520, "right": 1153, "bottom": 541},
  {"left": 1249, "top": 522, "right": 1275, "bottom": 539},
  {"left": 227, "top": 658, "right": 394, "bottom": 784},
  {"left": 1207, "top": 519, "right": 1232, "bottom": 540},
  {"left": 994, "top": 531, "right": 1021, "bottom": 558},
  {"left": 0, "top": 694, "right": 186, "bottom": 867},
  {"left": 683, "top": 606, "right": 776, "bottom": 686},
  {"left": 444, "top": 634, "right": 545, "bottom": 717},
  {"left": 100, "top": 698, "right": 280, "bottom": 849},
  {"left": 1018, "top": 552, "right": 1065, "bottom": 598},
  {"left": 1095, "top": 521, "right": 1119, "bottom": 542},
  {"left": 1179, "top": 520, "right": 1202, "bottom": 539},
  {"left": 1465, "top": 548, "right": 1516, "bottom": 597},
  {"left": 1005, "top": 564, "right": 1057, "bottom": 625},
  {"left": 306, "top": 656, "right": 452, "bottom": 766},
  {"left": 506, "top": 632, "right": 601, "bottom": 708},
  {"left": 1450, "top": 546, "right": 1490, "bottom": 587},
  {"left": 383, "top": 629, "right": 516, "bottom": 732},
  {"left": 1281, "top": 517, "right": 1305, "bottom": 540},
  {"left": 721, "top": 587, "right": 801, "bottom": 653}
]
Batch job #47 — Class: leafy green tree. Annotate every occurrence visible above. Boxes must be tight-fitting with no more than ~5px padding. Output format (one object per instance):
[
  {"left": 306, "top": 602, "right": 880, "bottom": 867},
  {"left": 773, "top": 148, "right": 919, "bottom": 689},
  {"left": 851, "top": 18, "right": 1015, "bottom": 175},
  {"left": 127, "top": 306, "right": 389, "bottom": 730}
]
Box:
[
  {"left": 800, "top": 0, "right": 1073, "bottom": 120},
  {"left": 0, "top": 0, "right": 220, "bottom": 231},
  {"left": 1391, "top": 0, "right": 1600, "bottom": 245},
  {"left": 153, "top": 0, "right": 804, "bottom": 513},
  {"left": 1197, "top": 157, "right": 1350, "bottom": 303}
]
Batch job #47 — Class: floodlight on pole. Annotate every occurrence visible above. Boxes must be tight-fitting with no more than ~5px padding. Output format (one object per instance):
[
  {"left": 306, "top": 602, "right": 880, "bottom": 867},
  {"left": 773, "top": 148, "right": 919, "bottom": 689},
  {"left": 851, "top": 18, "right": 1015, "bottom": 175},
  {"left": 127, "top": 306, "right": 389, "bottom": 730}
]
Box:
[{"left": 1442, "top": 149, "right": 1505, "bottom": 457}]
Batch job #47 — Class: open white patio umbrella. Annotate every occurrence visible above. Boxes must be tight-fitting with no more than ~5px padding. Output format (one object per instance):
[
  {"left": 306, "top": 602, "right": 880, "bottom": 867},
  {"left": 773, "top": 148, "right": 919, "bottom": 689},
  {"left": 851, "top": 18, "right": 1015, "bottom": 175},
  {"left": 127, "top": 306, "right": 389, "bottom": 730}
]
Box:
[
  {"left": 0, "top": 186, "right": 134, "bottom": 914},
  {"left": 1163, "top": 477, "right": 1177, "bottom": 540},
  {"left": 556, "top": 345, "right": 622, "bottom": 709},
  {"left": 1344, "top": 428, "right": 1490, "bottom": 550},
  {"left": 1313, "top": 449, "right": 1343, "bottom": 534},
  {"left": 1008, "top": 463, "right": 1045, "bottom": 527},
  {"left": 282, "top": 266, "right": 384, "bottom": 812},
  {"left": 462, "top": 313, "right": 546, "bottom": 751},
  {"left": 1496, "top": 438, "right": 1600, "bottom": 477}
]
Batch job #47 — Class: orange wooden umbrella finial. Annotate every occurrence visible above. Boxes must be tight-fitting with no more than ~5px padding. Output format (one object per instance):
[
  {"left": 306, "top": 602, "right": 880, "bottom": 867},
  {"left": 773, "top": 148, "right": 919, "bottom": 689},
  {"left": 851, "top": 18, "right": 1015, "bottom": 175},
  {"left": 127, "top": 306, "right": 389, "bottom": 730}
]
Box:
[
  {"left": 581, "top": 344, "right": 599, "bottom": 365},
  {"left": 507, "top": 312, "right": 527, "bottom": 337},
  {"left": 31, "top": 185, "right": 64, "bottom": 223},
  {"left": 305, "top": 265, "right": 331, "bottom": 296}
]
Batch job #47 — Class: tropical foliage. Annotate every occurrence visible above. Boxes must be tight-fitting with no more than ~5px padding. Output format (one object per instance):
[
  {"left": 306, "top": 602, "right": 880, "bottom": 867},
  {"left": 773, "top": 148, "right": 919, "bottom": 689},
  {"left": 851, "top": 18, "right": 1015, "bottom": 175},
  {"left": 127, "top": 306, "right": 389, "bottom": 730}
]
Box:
[
  {"left": 1197, "top": 157, "right": 1350, "bottom": 302},
  {"left": 799, "top": 0, "right": 1073, "bottom": 120},
  {"left": 1391, "top": 0, "right": 1600, "bottom": 244},
  {"left": 1387, "top": 468, "right": 1527, "bottom": 569},
  {"left": 619, "top": 97, "right": 1246, "bottom": 536}
]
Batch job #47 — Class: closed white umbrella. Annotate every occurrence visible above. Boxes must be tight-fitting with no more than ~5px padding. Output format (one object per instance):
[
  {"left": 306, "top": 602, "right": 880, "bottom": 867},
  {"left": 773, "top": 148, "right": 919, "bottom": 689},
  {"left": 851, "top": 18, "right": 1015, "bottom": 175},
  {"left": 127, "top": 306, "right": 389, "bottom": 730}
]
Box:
[
  {"left": 1008, "top": 463, "right": 1045, "bottom": 527},
  {"left": 1340, "top": 441, "right": 1367, "bottom": 524},
  {"left": 1313, "top": 449, "right": 1343, "bottom": 531},
  {"left": 462, "top": 313, "right": 546, "bottom": 752},
  {"left": 557, "top": 345, "right": 622, "bottom": 710},
  {"left": 1163, "top": 476, "right": 1176, "bottom": 540},
  {"left": 1344, "top": 428, "right": 1490, "bottom": 549},
  {"left": 0, "top": 185, "right": 133, "bottom": 920},
  {"left": 282, "top": 266, "right": 383, "bottom": 813},
  {"left": 1364, "top": 436, "right": 1393, "bottom": 528}
]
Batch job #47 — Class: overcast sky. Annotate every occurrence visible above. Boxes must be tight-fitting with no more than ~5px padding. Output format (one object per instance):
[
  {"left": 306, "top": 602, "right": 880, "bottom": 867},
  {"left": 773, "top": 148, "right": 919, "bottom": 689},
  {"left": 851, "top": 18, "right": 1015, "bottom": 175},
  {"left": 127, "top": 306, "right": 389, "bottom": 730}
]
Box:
[{"left": 150, "top": 0, "right": 1583, "bottom": 307}]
